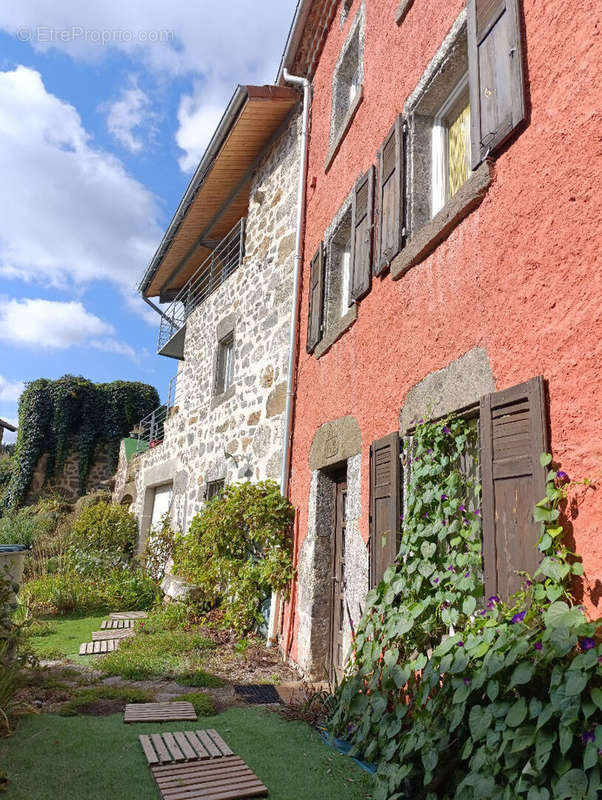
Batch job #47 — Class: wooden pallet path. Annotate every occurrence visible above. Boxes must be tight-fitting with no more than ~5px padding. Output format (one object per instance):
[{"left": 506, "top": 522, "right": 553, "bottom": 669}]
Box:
[
  {"left": 101, "top": 618, "right": 134, "bottom": 629},
  {"left": 150, "top": 757, "right": 268, "bottom": 800},
  {"left": 124, "top": 701, "right": 197, "bottom": 724},
  {"left": 92, "top": 627, "right": 135, "bottom": 641},
  {"left": 110, "top": 611, "right": 148, "bottom": 620},
  {"left": 139, "top": 729, "right": 233, "bottom": 765},
  {"left": 79, "top": 639, "right": 120, "bottom": 655}
]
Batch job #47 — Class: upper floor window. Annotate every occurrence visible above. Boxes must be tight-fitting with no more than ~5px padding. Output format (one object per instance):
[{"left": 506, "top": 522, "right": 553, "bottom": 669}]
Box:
[
  {"left": 325, "top": 207, "right": 352, "bottom": 330},
  {"left": 432, "top": 75, "right": 471, "bottom": 216},
  {"left": 214, "top": 332, "right": 234, "bottom": 396}
]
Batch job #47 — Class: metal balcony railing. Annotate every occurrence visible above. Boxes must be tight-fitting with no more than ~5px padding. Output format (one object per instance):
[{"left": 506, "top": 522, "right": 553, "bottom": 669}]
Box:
[
  {"left": 158, "top": 218, "right": 246, "bottom": 358},
  {"left": 131, "top": 376, "right": 178, "bottom": 452}
]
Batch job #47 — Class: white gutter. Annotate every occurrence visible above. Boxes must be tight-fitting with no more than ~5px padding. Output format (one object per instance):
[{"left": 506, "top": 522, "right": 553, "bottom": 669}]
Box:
[{"left": 266, "top": 68, "right": 311, "bottom": 647}]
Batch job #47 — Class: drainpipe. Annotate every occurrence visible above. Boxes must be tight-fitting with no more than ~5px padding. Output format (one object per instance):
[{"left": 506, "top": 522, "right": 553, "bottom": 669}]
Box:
[{"left": 266, "top": 69, "right": 311, "bottom": 648}]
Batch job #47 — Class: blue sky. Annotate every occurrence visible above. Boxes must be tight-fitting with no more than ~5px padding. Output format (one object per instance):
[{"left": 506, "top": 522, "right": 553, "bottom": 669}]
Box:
[{"left": 0, "top": 1, "right": 297, "bottom": 441}]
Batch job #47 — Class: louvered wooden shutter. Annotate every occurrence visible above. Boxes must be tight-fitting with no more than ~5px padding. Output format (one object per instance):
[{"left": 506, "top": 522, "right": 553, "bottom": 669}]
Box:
[
  {"left": 467, "top": 0, "right": 525, "bottom": 168},
  {"left": 376, "top": 116, "right": 404, "bottom": 275},
  {"left": 306, "top": 243, "right": 325, "bottom": 353},
  {"left": 479, "top": 376, "right": 548, "bottom": 600},
  {"left": 350, "top": 165, "right": 374, "bottom": 302},
  {"left": 369, "top": 432, "right": 401, "bottom": 589}
]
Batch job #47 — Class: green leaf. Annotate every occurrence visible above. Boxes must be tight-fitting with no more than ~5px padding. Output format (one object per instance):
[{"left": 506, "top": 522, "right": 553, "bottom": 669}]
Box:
[
  {"left": 540, "top": 453, "right": 553, "bottom": 466},
  {"left": 584, "top": 741, "right": 597, "bottom": 771},
  {"left": 527, "top": 787, "right": 549, "bottom": 800},
  {"left": 554, "top": 769, "right": 587, "bottom": 799},
  {"left": 509, "top": 662, "right": 534, "bottom": 688},
  {"left": 462, "top": 596, "right": 477, "bottom": 616},
  {"left": 565, "top": 671, "right": 587, "bottom": 696},
  {"left": 506, "top": 698, "right": 528, "bottom": 728},
  {"left": 420, "top": 541, "right": 436, "bottom": 559},
  {"left": 591, "top": 688, "right": 602, "bottom": 711},
  {"left": 559, "top": 725, "right": 573, "bottom": 755},
  {"left": 487, "top": 679, "right": 499, "bottom": 702}
]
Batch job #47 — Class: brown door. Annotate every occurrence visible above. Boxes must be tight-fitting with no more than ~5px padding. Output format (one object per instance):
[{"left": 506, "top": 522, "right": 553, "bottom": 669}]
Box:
[{"left": 330, "top": 474, "right": 347, "bottom": 683}]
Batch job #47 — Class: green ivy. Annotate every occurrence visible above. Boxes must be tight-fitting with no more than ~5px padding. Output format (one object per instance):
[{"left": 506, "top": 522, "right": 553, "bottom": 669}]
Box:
[
  {"left": 1, "top": 375, "right": 159, "bottom": 510},
  {"left": 330, "top": 419, "right": 601, "bottom": 800}
]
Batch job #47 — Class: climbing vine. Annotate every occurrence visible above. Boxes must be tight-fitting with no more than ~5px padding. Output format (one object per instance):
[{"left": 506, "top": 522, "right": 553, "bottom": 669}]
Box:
[
  {"left": 330, "top": 419, "right": 601, "bottom": 800},
  {"left": 1, "top": 375, "right": 159, "bottom": 509}
]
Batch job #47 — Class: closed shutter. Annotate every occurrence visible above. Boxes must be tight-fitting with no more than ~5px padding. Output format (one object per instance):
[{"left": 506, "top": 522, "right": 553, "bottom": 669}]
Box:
[
  {"left": 350, "top": 165, "right": 375, "bottom": 302},
  {"left": 306, "top": 243, "right": 325, "bottom": 353},
  {"left": 369, "top": 432, "right": 401, "bottom": 589},
  {"left": 467, "top": 0, "right": 525, "bottom": 168},
  {"left": 479, "top": 376, "right": 548, "bottom": 600},
  {"left": 376, "top": 116, "right": 405, "bottom": 275}
]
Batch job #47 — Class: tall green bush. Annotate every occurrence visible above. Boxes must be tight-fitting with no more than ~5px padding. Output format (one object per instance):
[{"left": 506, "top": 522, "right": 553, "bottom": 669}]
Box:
[
  {"left": 330, "top": 419, "right": 601, "bottom": 800},
  {"left": 172, "top": 480, "right": 295, "bottom": 633},
  {"left": 69, "top": 501, "right": 137, "bottom": 557}
]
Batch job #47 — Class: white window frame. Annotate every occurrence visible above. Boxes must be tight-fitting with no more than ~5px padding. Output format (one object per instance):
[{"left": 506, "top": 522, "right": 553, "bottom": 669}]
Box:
[{"left": 431, "top": 73, "right": 470, "bottom": 217}]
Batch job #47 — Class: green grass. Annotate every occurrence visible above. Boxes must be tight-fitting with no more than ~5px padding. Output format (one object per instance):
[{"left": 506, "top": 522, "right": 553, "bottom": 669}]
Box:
[
  {"left": 58, "top": 686, "right": 155, "bottom": 716},
  {"left": 173, "top": 691, "right": 215, "bottom": 716},
  {"left": 98, "top": 628, "right": 224, "bottom": 684},
  {"left": 26, "top": 614, "right": 106, "bottom": 660},
  {"left": 0, "top": 708, "right": 373, "bottom": 799}
]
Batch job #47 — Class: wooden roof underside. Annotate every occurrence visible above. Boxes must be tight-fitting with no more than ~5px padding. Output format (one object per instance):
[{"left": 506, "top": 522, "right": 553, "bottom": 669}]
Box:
[{"left": 144, "top": 87, "right": 297, "bottom": 298}]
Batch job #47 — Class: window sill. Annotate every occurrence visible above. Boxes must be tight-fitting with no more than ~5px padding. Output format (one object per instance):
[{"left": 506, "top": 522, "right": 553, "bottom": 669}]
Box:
[
  {"left": 395, "top": 0, "right": 413, "bottom": 25},
  {"left": 391, "top": 160, "right": 492, "bottom": 281},
  {"left": 211, "top": 384, "right": 235, "bottom": 409},
  {"left": 314, "top": 305, "right": 357, "bottom": 359},
  {"left": 324, "top": 86, "right": 364, "bottom": 173}
]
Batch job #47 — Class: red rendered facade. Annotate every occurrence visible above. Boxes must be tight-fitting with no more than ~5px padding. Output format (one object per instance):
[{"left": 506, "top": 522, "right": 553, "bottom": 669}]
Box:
[{"left": 282, "top": 0, "right": 601, "bottom": 670}]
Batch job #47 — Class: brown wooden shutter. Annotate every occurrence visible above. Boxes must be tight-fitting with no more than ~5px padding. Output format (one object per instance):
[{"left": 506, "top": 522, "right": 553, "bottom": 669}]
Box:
[
  {"left": 305, "top": 243, "right": 325, "bottom": 353},
  {"left": 369, "top": 432, "right": 401, "bottom": 589},
  {"left": 479, "top": 376, "right": 548, "bottom": 600},
  {"left": 376, "top": 116, "right": 405, "bottom": 275},
  {"left": 350, "top": 165, "right": 374, "bottom": 302},
  {"left": 467, "top": 0, "right": 525, "bottom": 168}
]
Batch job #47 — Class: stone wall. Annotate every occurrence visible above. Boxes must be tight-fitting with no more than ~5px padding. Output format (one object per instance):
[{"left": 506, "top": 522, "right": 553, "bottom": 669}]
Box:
[
  {"left": 27, "top": 441, "right": 114, "bottom": 503},
  {"left": 114, "top": 108, "right": 302, "bottom": 548}
]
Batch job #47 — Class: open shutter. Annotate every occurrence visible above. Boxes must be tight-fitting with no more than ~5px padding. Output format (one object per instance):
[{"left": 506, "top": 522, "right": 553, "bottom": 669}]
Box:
[
  {"left": 479, "top": 376, "right": 548, "bottom": 600},
  {"left": 350, "top": 165, "right": 374, "bottom": 302},
  {"left": 376, "top": 116, "right": 405, "bottom": 275},
  {"left": 306, "top": 243, "right": 325, "bottom": 353},
  {"left": 467, "top": 0, "right": 525, "bottom": 168},
  {"left": 369, "top": 432, "right": 400, "bottom": 589}
]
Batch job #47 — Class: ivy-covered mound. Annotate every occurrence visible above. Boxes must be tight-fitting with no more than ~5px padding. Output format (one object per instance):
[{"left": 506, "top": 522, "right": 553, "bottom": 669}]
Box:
[
  {"left": 2, "top": 375, "right": 159, "bottom": 509},
  {"left": 331, "top": 418, "right": 601, "bottom": 800},
  {"left": 172, "top": 480, "right": 295, "bottom": 634}
]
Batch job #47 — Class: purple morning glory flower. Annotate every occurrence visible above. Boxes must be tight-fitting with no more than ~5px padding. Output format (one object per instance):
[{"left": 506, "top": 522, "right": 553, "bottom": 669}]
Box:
[
  {"left": 457, "top": 641, "right": 464, "bottom": 647},
  {"left": 448, "top": 566, "right": 455, "bottom": 572},
  {"left": 582, "top": 730, "right": 595, "bottom": 744},
  {"left": 464, "top": 572, "right": 470, "bottom": 578},
  {"left": 533, "top": 641, "right": 543, "bottom": 651},
  {"left": 488, "top": 596, "right": 500, "bottom": 605},
  {"left": 556, "top": 471, "right": 568, "bottom": 480},
  {"left": 433, "top": 578, "right": 439, "bottom": 584},
  {"left": 580, "top": 637, "right": 596, "bottom": 651},
  {"left": 474, "top": 509, "right": 481, "bottom": 516},
  {"left": 459, "top": 504, "right": 466, "bottom": 512},
  {"left": 441, "top": 601, "right": 450, "bottom": 609},
  {"left": 441, "top": 494, "right": 448, "bottom": 501},
  {"left": 511, "top": 611, "right": 526, "bottom": 624},
  {"left": 463, "top": 678, "right": 470, "bottom": 685},
  {"left": 427, "top": 448, "right": 433, "bottom": 454},
  {"left": 418, "top": 418, "right": 424, "bottom": 424},
  {"left": 479, "top": 609, "right": 488, "bottom": 616},
  {"left": 442, "top": 426, "right": 451, "bottom": 434}
]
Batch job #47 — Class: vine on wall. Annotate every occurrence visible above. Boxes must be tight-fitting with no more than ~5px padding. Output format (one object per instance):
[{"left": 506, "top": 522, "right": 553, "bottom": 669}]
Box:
[
  {"left": 2, "top": 375, "right": 159, "bottom": 510},
  {"left": 331, "top": 419, "right": 601, "bottom": 800}
]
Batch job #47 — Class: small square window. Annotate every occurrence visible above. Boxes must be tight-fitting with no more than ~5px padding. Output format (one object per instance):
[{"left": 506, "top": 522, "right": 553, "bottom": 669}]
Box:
[
  {"left": 431, "top": 76, "right": 471, "bottom": 216},
  {"left": 214, "top": 333, "right": 234, "bottom": 395},
  {"left": 325, "top": 208, "right": 352, "bottom": 330},
  {"left": 206, "top": 479, "right": 225, "bottom": 501}
]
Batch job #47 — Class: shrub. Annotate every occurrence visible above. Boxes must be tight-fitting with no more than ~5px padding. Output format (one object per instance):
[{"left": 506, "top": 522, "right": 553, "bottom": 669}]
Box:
[
  {"left": 70, "top": 501, "right": 137, "bottom": 557},
  {"left": 0, "top": 505, "right": 56, "bottom": 548},
  {"left": 143, "top": 513, "right": 178, "bottom": 582},
  {"left": 172, "top": 480, "right": 295, "bottom": 633}
]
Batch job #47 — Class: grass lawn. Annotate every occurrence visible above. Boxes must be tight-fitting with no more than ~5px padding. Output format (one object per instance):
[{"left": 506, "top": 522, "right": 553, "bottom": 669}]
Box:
[
  {"left": 26, "top": 614, "right": 106, "bottom": 661},
  {"left": 0, "top": 708, "right": 373, "bottom": 799}
]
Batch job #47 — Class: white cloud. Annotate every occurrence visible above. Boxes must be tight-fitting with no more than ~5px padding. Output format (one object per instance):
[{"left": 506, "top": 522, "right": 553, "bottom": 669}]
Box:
[
  {"left": 176, "top": 86, "right": 226, "bottom": 172},
  {"left": 0, "top": 376, "right": 24, "bottom": 404},
  {"left": 103, "top": 76, "right": 157, "bottom": 153},
  {"left": 0, "top": 297, "right": 137, "bottom": 360},
  {"left": 0, "top": 66, "right": 162, "bottom": 296}
]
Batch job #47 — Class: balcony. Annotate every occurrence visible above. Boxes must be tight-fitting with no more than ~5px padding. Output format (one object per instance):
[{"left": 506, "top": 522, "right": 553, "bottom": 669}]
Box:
[
  {"left": 131, "top": 377, "right": 177, "bottom": 453},
  {"left": 157, "top": 218, "right": 246, "bottom": 359}
]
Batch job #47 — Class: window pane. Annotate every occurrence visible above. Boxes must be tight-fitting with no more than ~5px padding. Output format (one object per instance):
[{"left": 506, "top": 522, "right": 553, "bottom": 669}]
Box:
[{"left": 448, "top": 102, "right": 471, "bottom": 199}]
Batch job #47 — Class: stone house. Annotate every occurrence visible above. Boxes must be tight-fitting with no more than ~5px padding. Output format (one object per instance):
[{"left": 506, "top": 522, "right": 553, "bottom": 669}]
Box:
[
  {"left": 277, "top": 0, "right": 601, "bottom": 679},
  {"left": 113, "top": 85, "right": 303, "bottom": 586}
]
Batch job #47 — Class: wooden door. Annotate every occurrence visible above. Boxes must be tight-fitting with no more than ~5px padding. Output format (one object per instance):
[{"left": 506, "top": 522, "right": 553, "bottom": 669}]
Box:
[{"left": 330, "top": 475, "right": 347, "bottom": 683}]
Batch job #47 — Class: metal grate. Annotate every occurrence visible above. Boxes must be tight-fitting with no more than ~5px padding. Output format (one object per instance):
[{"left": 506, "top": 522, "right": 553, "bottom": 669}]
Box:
[
  {"left": 158, "top": 218, "right": 246, "bottom": 354},
  {"left": 233, "top": 684, "right": 282, "bottom": 705}
]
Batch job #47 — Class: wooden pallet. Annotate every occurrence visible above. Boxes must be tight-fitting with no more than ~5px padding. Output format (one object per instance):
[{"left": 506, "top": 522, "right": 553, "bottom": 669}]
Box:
[
  {"left": 110, "top": 611, "right": 148, "bottom": 620},
  {"left": 92, "top": 627, "right": 135, "bottom": 641},
  {"left": 124, "top": 702, "right": 197, "bottom": 724},
  {"left": 79, "top": 639, "right": 120, "bottom": 655},
  {"left": 151, "top": 757, "right": 268, "bottom": 800},
  {"left": 139, "top": 729, "right": 233, "bottom": 765},
  {"left": 101, "top": 618, "right": 134, "bottom": 629}
]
